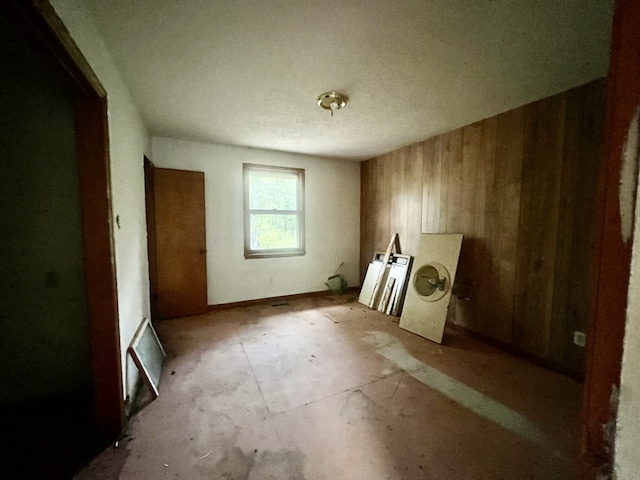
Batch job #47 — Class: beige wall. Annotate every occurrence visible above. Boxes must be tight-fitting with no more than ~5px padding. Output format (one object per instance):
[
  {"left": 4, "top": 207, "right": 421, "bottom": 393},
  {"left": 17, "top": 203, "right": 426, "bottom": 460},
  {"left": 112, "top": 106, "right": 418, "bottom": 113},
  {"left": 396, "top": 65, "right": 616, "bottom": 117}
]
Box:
[{"left": 152, "top": 137, "right": 361, "bottom": 305}]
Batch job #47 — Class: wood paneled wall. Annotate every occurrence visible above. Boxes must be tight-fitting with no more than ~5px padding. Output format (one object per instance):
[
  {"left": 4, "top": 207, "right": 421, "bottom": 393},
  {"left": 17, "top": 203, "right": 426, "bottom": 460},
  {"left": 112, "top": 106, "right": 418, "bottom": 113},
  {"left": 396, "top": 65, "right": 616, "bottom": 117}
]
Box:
[{"left": 360, "top": 79, "right": 605, "bottom": 375}]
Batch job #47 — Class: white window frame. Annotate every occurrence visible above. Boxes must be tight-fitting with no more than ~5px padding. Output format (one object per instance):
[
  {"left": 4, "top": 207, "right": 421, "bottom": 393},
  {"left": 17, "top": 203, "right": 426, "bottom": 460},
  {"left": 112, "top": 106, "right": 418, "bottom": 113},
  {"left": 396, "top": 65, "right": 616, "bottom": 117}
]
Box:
[{"left": 243, "top": 163, "right": 305, "bottom": 259}]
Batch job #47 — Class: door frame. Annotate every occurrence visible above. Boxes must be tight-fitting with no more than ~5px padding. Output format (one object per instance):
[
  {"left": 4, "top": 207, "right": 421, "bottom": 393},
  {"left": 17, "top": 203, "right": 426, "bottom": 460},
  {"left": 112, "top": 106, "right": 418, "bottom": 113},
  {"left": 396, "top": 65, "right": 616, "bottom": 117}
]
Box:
[
  {"left": 144, "top": 157, "right": 158, "bottom": 320},
  {"left": 581, "top": 0, "right": 640, "bottom": 476},
  {"left": 3, "top": 0, "right": 124, "bottom": 442}
]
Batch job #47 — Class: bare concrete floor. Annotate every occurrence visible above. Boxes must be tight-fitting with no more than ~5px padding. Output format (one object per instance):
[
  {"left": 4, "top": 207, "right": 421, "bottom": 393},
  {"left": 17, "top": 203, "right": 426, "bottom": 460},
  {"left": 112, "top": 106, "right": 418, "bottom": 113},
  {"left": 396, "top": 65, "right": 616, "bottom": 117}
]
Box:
[{"left": 75, "top": 294, "right": 582, "bottom": 479}]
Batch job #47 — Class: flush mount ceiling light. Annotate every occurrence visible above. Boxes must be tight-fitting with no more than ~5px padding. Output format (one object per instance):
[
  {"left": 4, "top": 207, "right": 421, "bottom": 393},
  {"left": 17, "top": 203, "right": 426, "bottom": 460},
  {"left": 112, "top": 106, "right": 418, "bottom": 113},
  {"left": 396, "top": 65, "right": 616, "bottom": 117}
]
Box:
[{"left": 317, "top": 91, "right": 348, "bottom": 117}]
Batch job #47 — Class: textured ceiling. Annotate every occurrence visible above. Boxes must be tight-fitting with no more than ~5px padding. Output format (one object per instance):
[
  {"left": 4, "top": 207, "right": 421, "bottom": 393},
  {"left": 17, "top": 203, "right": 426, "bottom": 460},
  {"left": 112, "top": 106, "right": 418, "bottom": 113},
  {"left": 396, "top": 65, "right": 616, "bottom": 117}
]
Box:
[{"left": 88, "top": 0, "right": 613, "bottom": 161}]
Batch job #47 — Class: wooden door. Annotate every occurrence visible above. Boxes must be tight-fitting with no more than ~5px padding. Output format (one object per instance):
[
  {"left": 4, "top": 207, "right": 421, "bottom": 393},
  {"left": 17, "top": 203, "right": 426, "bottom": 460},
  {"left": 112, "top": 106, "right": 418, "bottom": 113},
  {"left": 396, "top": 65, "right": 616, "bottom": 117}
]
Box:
[{"left": 153, "top": 168, "right": 208, "bottom": 319}]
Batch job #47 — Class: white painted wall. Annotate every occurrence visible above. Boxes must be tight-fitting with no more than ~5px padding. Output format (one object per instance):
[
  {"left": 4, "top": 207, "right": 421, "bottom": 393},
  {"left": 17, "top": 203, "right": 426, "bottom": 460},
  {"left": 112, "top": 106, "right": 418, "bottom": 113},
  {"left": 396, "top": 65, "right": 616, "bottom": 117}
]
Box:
[
  {"left": 51, "top": 0, "right": 152, "bottom": 402},
  {"left": 152, "top": 138, "right": 360, "bottom": 305},
  {"left": 615, "top": 159, "right": 640, "bottom": 478}
]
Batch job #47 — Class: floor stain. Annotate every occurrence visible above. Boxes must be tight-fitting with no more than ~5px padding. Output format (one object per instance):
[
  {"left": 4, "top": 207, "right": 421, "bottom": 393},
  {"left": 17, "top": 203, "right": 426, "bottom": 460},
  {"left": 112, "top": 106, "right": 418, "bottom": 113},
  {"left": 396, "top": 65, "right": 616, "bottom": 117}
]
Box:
[
  {"left": 340, "top": 389, "right": 376, "bottom": 424},
  {"left": 362, "top": 330, "right": 550, "bottom": 448},
  {"left": 210, "top": 446, "right": 305, "bottom": 480},
  {"left": 213, "top": 447, "right": 254, "bottom": 480}
]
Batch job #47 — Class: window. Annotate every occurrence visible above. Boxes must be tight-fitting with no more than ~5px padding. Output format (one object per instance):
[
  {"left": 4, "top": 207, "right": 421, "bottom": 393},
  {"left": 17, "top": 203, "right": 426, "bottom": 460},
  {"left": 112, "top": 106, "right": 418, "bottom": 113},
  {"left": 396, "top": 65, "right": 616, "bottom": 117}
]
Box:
[{"left": 243, "top": 163, "right": 305, "bottom": 259}]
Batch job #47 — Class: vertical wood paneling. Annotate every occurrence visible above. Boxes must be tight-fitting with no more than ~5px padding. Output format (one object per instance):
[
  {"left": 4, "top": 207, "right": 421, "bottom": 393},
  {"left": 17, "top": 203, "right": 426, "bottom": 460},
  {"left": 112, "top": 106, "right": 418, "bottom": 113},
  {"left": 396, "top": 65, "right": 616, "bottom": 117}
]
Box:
[
  {"left": 514, "top": 95, "right": 566, "bottom": 357},
  {"left": 566, "top": 81, "right": 605, "bottom": 372},
  {"left": 359, "top": 161, "right": 372, "bottom": 281},
  {"left": 421, "top": 139, "right": 432, "bottom": 232},
  {"left": 375, "top": 156, "right": 389, "bottom": 250},
  {"left": 438, "top": 134, "right": 450, "bottom": 232},
  {"left": 493, "top": 108, "right": 524, "bottom": 343},
  {"left": 360, "top": 79, "right": 605, "bottom": 374},
  {"left": 476, "top": 116, "right": 497, "bottom": 336},
  {"left": 399, "top": 148, "right": 410, "bottom": 252},
  {"left": 461, "top": 123, "right": 481, "bottom": 236},
  {"left": 389, "top": 151, "right": 402, "bottom": 249},
  {"left": 446, "top": 129, "right": 463, "bottom": 233},
  {"left": 422, "top": 137, "right": 441, "bottom": 233},
  {"left": 455, "top": 123, "right": 483, "bottom": 327},
  {"left": 550, "top": 87, "right": 582, "bottom": 364},
  {"left": 405, "top": 143, "right": 424, "bottom": 255}
]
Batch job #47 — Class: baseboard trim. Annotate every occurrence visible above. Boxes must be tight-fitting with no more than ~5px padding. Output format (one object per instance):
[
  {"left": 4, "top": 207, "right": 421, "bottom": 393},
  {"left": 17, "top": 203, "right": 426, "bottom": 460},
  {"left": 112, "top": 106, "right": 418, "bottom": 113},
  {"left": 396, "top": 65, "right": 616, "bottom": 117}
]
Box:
[
  {"left": 208, "top": 287, "right": 359, "bottom": 311},
  {"left": 446, "top": 322, "right": 584, "bottom": 382}
]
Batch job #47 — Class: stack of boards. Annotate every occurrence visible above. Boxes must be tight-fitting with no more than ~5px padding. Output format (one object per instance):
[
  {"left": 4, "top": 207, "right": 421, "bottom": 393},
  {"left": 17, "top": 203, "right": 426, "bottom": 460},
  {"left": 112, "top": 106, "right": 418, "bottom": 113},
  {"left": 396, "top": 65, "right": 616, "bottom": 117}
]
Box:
[{"left": 358, "top": 252, "right": 413, "bottom": 316}]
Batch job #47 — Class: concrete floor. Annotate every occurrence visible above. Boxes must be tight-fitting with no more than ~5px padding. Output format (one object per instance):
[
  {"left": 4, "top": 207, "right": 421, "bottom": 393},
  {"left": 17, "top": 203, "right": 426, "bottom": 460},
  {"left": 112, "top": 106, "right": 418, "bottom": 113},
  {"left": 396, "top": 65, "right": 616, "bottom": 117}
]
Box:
[{"left": 75, "top": 294, "right": 582, "bottom": 479}]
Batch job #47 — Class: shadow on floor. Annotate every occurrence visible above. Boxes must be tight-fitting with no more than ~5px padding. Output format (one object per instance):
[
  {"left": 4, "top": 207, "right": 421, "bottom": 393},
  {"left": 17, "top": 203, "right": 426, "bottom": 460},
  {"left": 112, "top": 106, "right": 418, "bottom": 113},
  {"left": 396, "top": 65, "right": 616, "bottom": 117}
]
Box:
[{"left": 1, "top": 390, "right": 103, "bottom": 479}]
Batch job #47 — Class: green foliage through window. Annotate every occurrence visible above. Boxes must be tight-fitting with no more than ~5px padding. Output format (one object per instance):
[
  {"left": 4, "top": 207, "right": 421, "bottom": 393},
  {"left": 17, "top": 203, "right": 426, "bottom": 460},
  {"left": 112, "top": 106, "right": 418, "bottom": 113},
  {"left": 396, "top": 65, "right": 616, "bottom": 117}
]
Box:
[
  {"left": 250, "top": 214, "right": 298, "bottom": 249},
  {"left": 243, "top": 164, "right": 305, "bottom": 258}
]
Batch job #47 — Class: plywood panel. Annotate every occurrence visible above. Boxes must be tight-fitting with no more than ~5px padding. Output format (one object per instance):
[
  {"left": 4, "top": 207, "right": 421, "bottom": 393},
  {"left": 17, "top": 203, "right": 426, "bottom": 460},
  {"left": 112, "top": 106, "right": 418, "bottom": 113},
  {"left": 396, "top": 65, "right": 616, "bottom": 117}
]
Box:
[{"left": 360, "top": 79, "right": 605, "bottom": 374}]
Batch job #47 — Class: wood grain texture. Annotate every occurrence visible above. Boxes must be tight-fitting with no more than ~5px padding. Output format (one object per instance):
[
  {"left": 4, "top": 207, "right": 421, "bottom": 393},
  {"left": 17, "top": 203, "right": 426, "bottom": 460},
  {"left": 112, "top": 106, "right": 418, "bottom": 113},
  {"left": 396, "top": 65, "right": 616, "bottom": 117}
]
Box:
[
  {"left": 581, "top": 0, "right": 639, "bottom": 474},
  {"left": 154, "top": 168, "right": 208, "bottom": 319},
  {"left": 492, "top": 109, "right": 524, "bottom": 343},
  {"left": 76, "top": 96, "right": 124, "bottom": 443},
  {"left": 361, "top": 79, "right": 606, "bottom": 375},
  {"left": 513, "top": 94, "right": 566, "bottom": 358}
]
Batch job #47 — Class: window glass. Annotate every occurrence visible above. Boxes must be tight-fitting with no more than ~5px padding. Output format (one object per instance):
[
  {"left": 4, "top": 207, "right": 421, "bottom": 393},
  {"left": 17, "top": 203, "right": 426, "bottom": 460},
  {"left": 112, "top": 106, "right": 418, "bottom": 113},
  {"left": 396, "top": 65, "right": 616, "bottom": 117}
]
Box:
[
  {"left": 248, "top": 171, "right": 297, "bottom": 210},
  {"left": 249, "top": 214, "right": 298, "bottom": 250},
  {"left": 243, "top": 164, "right": 305, "bottom": 259}
]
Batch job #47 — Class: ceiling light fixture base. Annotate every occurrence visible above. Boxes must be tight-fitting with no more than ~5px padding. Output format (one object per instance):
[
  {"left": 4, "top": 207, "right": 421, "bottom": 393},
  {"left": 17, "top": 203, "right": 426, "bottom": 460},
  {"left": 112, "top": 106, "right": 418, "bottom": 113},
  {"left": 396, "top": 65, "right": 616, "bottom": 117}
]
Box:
[{"left": 317, "top": 91, "right": 348, "bottom": 117}]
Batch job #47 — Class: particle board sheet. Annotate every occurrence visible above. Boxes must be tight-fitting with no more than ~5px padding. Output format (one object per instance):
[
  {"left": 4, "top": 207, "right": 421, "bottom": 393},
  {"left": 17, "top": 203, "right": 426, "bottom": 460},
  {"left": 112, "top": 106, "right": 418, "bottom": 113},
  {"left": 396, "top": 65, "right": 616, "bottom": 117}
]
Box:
[
  {"left": 400, "top": 234, "right": 463, "bottom": 344},
  {"left": 358, "top": 260, "right": 384, "bottom": 307}
]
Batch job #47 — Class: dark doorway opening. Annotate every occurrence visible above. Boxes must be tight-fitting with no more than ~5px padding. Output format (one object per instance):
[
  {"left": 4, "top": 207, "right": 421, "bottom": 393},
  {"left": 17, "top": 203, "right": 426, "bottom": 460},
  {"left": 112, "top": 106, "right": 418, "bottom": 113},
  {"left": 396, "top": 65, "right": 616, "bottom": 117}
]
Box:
[{"left": 1, "top": 0, "right": 123, "bottom": 476}]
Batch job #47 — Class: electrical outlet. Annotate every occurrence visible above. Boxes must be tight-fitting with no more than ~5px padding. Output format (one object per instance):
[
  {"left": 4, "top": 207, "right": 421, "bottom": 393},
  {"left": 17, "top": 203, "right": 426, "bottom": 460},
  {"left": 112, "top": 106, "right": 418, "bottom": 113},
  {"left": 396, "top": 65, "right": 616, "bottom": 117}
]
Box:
[{"left": 573, "top": 331, "right": 586, "bottom": 347}]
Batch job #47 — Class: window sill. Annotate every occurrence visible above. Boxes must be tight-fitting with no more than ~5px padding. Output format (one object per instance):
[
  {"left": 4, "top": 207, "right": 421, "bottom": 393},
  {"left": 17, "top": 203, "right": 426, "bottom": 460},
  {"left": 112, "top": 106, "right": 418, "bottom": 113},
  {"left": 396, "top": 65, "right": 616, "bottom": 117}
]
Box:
[{"left": 244, "top": 249, "right": 306, "bottom": 259}]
